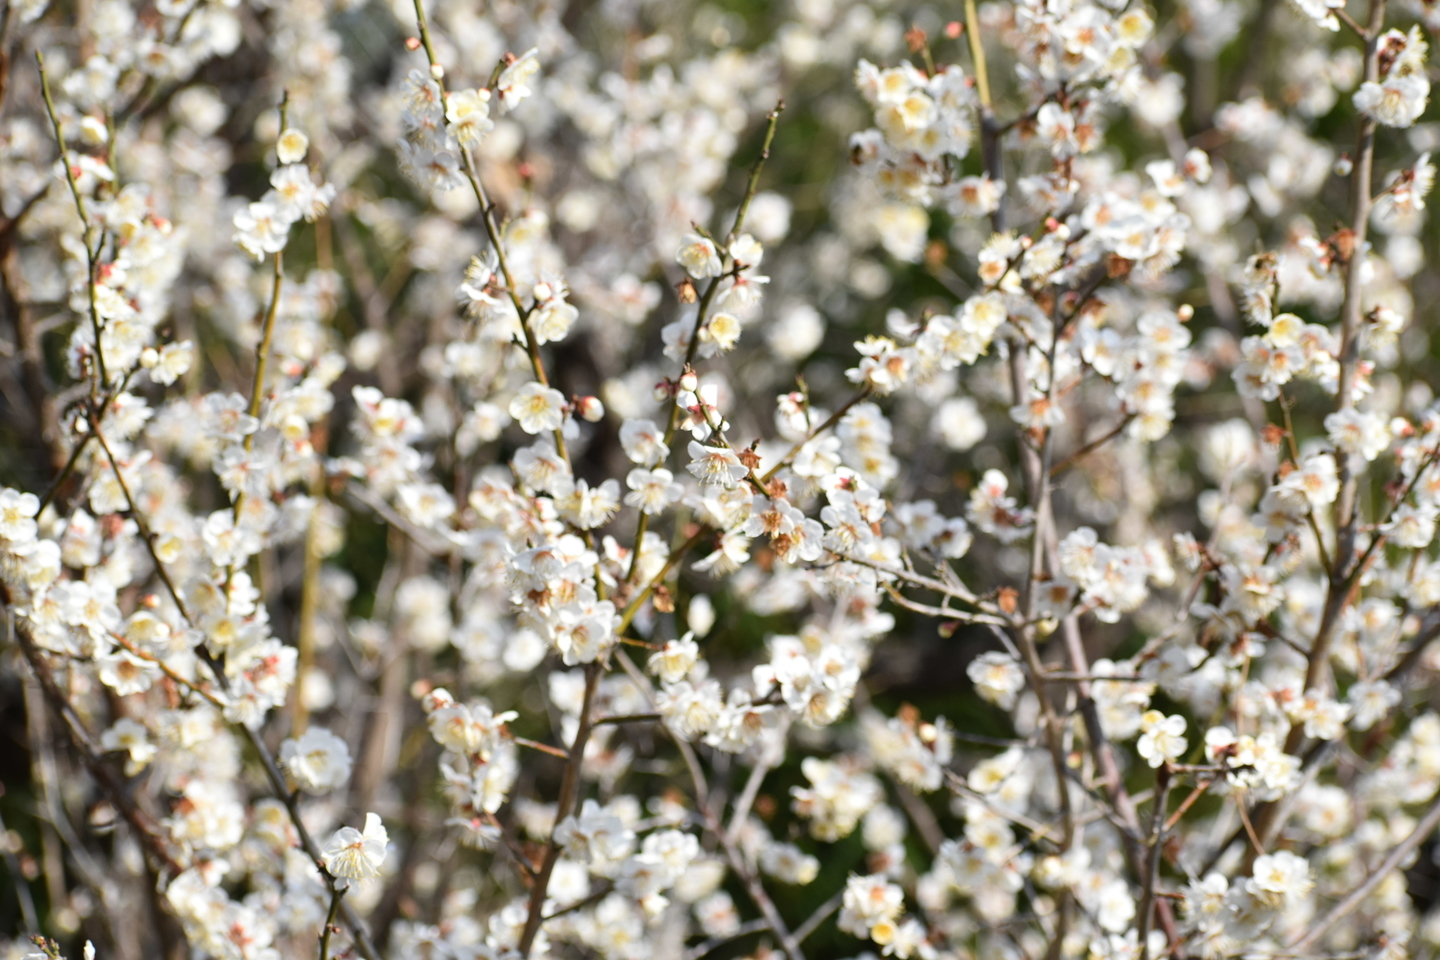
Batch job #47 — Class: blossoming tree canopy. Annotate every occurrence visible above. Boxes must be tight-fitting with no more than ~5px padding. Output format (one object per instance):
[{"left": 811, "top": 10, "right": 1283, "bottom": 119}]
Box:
[{"left": 3, "top": 0, "right": 1440, "bottom": 958}]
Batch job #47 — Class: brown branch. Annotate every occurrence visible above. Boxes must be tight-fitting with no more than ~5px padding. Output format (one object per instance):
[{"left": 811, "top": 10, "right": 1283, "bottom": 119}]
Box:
[
  {"left": 1049, "top": 418, "right": 1131, "bottom": 478},
  {"left": 6, "top": 597, "right": 183, "bottom": 876},
  {"left": 1136, "top": 766, "right": 1171, "bottom": 960},
  {"left": 510, "top": 735, "right": 569, "bottom": 759},
  {"left": 517, "top": 662, "right": 600, "bottom": 957}
]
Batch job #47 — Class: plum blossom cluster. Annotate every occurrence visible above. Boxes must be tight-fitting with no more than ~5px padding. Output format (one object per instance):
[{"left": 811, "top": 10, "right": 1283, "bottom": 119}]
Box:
[{"left": 7, "top": 0, "right": 1440, "bottom": 960}]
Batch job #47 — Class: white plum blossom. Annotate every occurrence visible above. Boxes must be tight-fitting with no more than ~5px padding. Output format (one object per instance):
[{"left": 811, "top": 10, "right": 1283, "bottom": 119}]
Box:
[
  {"left": 1137, "top": 711, "right": 1187, "bottom": 767},
  {"left": 1353, "top": 29, "right": 1430, "bottom": 128},
  {"left": 0, "top": 489, "right": 40, "bottom": 542},
  {"left": 322, "top": 813, "right": 389, "bottom": 881},
  {"left": 276, "top": 128, "right": 309, "bottom": 163},
  {"left": 279, "top": 726, "right": 353, "bottom": 795},
  {"left": 677, "top": 233, "right": 723, "bottom": 279},
  {"left": 967, "top": 651, "right": 1026, "bottom": 710},
  {"left": 446, "top": 88, "right": 494, "bottom": 147},
  {"left": 509, "top": 382, "right": 567, "bottom": 434},
  {"left": 496, "top": 48, "right": 541, "bottom": 111},
  {"left": 687, "top": 441, "right": 748, "bottom": 487}
]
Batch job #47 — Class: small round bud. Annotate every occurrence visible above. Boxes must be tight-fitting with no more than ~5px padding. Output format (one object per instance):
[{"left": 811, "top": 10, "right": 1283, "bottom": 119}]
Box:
[
  {"left": 79, "top": 116, "right": 109, "bottom": 147},
  {"left": 575, "top": 396, "right": 605, "bottom": 423},
  {"left": 1334, "top": 155, "right": 1353, "bottom": 177},
  {"left": 430, "top": 63, "right": 445, "bottom": 80},
  {"left": 944, "top": 20, "right": 963, "bottom": 38},
  {"left": 1177, "top": 304, "right": 1194, "bottom": 322},
  {"left": 679, "top": 368, "right": 699, "bottom": 393},
  {"left": 139, "top": 347, "right": 159, "bottom": 368},
  {"left": 653, "top": 381, "right": 672, "bottom": 402},
  {"left": 405, "top": 36, "right": 422, "bottom": 51},
  {"left": 425, "top": 688, "right": 457, "bottom": 713}
]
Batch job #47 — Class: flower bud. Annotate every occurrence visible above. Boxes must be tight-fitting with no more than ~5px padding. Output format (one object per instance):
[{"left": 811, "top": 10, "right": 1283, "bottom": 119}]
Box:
[
  {"left": 430, "top": 63, "right": 445, "bottom": 80},
  {"left": 679, "top": 367, "right": 699, "bottom": 393},
  {"left": 575, "top": 396, "right": 605, "bottom": 422},
  {"left": 79, "top": 116, "right": 109, "bottom": 146}
]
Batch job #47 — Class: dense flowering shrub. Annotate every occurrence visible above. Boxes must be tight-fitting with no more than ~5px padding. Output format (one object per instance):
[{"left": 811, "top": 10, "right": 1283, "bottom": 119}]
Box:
[{"left": 3, "top": 0, "right": 1440, "bottom": 958}]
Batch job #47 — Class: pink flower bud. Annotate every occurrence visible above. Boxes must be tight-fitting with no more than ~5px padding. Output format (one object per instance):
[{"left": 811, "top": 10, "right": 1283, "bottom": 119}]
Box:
[{"left": 575, "top": 396, "right": 605, "bottom": 422}]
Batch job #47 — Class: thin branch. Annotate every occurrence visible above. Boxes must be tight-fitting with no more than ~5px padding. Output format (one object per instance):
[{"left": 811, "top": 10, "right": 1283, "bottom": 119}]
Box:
[
  {"left": 88, "top": 418, "right": 195, "bottom": 625},
  {"left": 1164, "top": 777, "right": 1214, "bottom": 832},
  {"left": 541, "top": 884, "right": 613, "bottom": 922},
  {"left": 36, "top": 53, "right": 108, "bottom": 391},
  {"left": 592, "top": 712, "right": 662, "bottom": 726},
  {"left": 617, "top": 527, "right": 708, "bottom": 635},
  {"left": 79, "top": 421, "right": 384, "bottom": 960},
  {"left": 613, "top": 651, "right": 806, "bottom": 960},
  {"left": 318, "top": 886, "right": 345, "bottom": 960},
  {"left": 963, "top": 0, "right": 991, "bottom": 109},
  {"left": 1289, "top": 787, "right": 1440, "bottom": 952},
  {"left": 759, "top": 387, "right": 871, "bottom": 484},
  {"left": 628, "top": 100, "right": 784, "bottom": 582},
  {"left": 725, "top": 755, "right": 774, "bottom": 846},
  {"left": 682, "top": 919, "right": 770, "bottom": 960},
  {"left": 946, "top": 771, "right": 1060, "bottom": 845},
  {"left": 792, "top": 890, "right": 844, "bottom": 944},
  {"left": 1310, "top": 0, "right": 1387, "bottom": 697},
  {"left": 1049, "top": 418, "right": 1131, "bottom": 478},
  {"left": 6, "top": 605, "right": 182, "bottom": 876},
  {"left": 510, "top": 735, "right": 569, "bottom": 759},
  {"left": 517, "top": 662, "right": 601, "bottom": 957},
  {"left": 1137, "top": 766, "right": 1171, "bottom": 960},
  {"left": 343, "top": 482, "right": 454, "bottom": 557},
  {"left": 831, "top": 550, "right": 988, "bottom": 608},
  {"left": 231, "top": 248, "right": 285, "bottom": 526}
]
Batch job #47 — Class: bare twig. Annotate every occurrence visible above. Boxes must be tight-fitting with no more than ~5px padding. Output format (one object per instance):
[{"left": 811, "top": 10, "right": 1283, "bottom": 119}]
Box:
[
  {"left": 1137, "top": 766, "right": 1171, "bottom": 960},
  {"left": 792, "top": 890, "right": 844, "bottom": 944},
  {"left": 318, "top": 886, "right": 345, "bottom": 960},
  {"left": 517, "top": 662, "right": 600, "bottom": 957}
]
